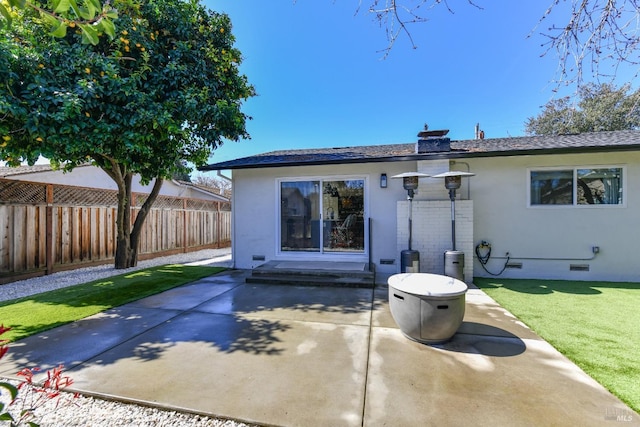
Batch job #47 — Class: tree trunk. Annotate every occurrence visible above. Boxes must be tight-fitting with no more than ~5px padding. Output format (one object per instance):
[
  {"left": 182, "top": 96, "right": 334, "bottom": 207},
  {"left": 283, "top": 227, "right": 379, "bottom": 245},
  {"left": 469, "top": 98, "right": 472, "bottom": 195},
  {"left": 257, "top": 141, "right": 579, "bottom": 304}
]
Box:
[
  {"left": 128, "top": 178, "right": 164, "bottom": 267},
  {"left": 99, "top": 159, "right": 164, "bottom": 269},
  {"left": 114, "top": 172, "right": 133, "bottom": 269}
]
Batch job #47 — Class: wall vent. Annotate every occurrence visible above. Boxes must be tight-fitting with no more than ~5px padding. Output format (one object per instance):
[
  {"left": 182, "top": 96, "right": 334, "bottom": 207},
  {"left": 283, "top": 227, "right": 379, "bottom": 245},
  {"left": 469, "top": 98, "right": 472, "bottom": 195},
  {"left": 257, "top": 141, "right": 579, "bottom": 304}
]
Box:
[
  {"left": 252, "top": 255, "right": 265, "bottom": 261},
  {"left": 570, "top": 264, "right": 590, "bottom": 272},
  {"left": 505, "top": 262, "right": 523, "bottom": 269},
  {"left": 380, "top": 259, "right": 396, "bottom": 265}
]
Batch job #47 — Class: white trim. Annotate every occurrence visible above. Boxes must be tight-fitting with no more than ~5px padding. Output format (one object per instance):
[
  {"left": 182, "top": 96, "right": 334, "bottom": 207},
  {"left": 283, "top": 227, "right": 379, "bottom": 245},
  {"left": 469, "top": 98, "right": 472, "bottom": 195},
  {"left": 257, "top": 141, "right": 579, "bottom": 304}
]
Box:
[
  {"left": 170, "top": 180, "right": 229, "bottom": 202},
  {"left": 527, "top": 165, "right": 626, "bottom": 208},
  {"left": 275, "top": 174, "right": 369, "bottom": 260}
]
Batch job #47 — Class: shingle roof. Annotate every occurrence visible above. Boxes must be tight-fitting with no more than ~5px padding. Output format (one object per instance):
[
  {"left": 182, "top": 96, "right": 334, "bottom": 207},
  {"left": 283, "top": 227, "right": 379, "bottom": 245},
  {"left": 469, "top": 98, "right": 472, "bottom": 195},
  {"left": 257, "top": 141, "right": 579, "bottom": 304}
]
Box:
[
  {"left": 174, "top": 180, "right": 229, "bottom": 202},
  {"left": 199, "top": 130, "right": 640, "bottom": 171},
  {"left": 0, "top": 163, "right": 93, "bottom": 178},
  {"left": 0, "top": 164, "right": 55, "bottom": 177}
]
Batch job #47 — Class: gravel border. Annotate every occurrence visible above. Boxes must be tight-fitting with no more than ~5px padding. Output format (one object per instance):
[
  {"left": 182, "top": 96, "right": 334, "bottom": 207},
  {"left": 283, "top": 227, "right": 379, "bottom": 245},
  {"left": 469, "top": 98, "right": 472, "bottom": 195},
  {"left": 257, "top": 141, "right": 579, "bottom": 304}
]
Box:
[
  {"left": 0, "top": 378, "right": 257, "bottom": 426},
  {"left": 0, "top": 248, "right": 260, "bottom": 427}
]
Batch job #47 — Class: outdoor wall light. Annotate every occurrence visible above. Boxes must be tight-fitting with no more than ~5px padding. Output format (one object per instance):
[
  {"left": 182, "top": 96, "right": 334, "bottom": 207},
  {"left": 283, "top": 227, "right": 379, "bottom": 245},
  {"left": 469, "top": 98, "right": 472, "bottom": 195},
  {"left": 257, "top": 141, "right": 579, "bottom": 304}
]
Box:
[{"left": 380, "top": 173, "right": 387, "bottom": 188}]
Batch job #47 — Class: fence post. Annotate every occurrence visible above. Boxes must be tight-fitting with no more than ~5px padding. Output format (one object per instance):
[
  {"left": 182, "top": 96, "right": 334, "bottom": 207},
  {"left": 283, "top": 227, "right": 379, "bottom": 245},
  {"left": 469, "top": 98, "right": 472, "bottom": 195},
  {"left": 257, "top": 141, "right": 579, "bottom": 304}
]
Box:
[
  {"left": 45, "top": 184, "right": 54, "bottom": 275},
  {"left": 216, "top": 201, "right": 221, "bottom": 248},
  {"left": 183, "top": 198, "right": 188, "bottom": 253}
]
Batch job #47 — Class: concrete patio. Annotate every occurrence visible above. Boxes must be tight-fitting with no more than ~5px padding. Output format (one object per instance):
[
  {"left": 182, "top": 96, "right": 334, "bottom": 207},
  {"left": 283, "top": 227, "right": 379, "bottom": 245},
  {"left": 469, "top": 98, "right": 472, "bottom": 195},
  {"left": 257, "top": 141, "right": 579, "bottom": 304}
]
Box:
[{"left": 1, "top": 269, "right": 638, "bottom": 426}]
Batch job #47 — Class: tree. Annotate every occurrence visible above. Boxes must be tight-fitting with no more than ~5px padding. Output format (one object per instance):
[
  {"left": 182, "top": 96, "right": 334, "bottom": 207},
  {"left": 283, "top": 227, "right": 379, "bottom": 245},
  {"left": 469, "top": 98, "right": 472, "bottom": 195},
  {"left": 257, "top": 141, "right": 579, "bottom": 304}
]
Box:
[
  {"left": 366, "top": 1, "right": 640, "bottom": 85},
  {"left": 0, "top": 0, "right": 117, "bottom": 45},
  {"left": 525, "top": 83, "right": 640, "bottom": 135},
  {"left": 173, "top": 160, "right": 192, "bottom": 183},
  {"left": 1, "top": 0, "right": 254, "bottom": 268},
  {"left": 5, "top": 1, "right": 638, "bottom": 86}
]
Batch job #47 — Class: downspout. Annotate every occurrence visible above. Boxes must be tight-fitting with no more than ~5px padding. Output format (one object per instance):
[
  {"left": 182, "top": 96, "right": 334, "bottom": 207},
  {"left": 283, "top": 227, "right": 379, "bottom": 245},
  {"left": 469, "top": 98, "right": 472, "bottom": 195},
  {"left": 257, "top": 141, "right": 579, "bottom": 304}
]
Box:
[
  {"left": 217, "top": 170, "right": 232, "bottom": 182},
  {"left": 217, "top": 170, "right": 235, "bottom": 268}
]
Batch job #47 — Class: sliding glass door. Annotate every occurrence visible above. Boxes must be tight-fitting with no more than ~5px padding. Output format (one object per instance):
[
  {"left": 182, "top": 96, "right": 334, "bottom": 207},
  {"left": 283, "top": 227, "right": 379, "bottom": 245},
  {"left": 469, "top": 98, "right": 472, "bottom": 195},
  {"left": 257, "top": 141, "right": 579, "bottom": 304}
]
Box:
[
  {"left": 280, "top": 181, "right": 321, "bottom": 252},
  {"left": 280, "top": 178, "right": 364, "bottom": 254}
]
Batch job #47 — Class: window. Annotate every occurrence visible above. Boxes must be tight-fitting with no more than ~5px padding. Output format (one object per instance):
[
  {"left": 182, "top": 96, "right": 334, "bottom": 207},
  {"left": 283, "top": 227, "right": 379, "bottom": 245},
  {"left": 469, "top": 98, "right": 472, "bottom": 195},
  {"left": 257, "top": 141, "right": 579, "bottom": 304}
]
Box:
[
  {"left": 279, "top": 178, "right": 365, "bottom": 253},
  {"left": 529, "top": 167, "right": 623, "bottom": 206},
  {"left": 576, "top": 168, "right": 623, "bottom": 205},
  {"left": 530, "top": 170, "right": 573, "bottom": 205}
]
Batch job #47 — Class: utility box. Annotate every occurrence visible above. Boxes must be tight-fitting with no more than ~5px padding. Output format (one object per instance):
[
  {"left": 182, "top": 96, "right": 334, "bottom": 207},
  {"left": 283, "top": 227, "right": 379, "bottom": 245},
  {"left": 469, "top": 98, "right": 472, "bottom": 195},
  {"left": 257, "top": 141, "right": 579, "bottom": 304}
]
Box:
[
  {"left": 401, "top": 250, "right": 420, "bottom": 273},
  {"left": 444, "top": 250, "right": 464, "bottom": 281}
]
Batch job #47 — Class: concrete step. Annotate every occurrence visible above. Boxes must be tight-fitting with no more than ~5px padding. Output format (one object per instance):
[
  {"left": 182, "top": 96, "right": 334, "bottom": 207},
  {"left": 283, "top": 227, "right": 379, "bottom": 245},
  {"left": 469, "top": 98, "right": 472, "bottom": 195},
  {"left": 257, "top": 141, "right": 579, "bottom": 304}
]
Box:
[
  {"left": 245, "top": 273, "right": 375, "bottom": 288},
  {"left": 247, "top": 260, "right": 375, "bottom": 288}
]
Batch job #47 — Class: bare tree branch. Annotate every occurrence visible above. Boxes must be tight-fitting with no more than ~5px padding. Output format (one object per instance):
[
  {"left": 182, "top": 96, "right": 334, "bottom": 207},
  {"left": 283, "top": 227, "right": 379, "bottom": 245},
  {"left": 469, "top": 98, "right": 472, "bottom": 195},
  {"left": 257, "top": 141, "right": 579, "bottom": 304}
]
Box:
[
  {"left": 534, "top": 0, "right": 640, "bottom": 87},
  {"left": 360, "top": 1, "right": 639, "bottom": 87},
  {"left": 364, "top": 0, "right": 482, "bottom": 57}
]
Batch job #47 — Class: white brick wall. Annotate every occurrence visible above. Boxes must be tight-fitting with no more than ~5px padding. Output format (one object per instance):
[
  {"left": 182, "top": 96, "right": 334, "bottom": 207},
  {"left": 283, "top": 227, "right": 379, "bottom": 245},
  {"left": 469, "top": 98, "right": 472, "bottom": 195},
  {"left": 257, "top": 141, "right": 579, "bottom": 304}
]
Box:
[
  {"left": 415, "top": 160, "right": 449, "bottom": 201},
  {"left": 396, "top": 199, "right": 474, "bottom": 282}
]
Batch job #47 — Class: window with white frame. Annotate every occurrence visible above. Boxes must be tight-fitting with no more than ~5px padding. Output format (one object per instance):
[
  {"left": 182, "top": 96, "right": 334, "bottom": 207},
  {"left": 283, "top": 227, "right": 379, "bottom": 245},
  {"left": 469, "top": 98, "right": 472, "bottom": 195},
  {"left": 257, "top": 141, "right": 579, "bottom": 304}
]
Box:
[{"left": 529, "top": 167, "right": 623, "bottom": 206}]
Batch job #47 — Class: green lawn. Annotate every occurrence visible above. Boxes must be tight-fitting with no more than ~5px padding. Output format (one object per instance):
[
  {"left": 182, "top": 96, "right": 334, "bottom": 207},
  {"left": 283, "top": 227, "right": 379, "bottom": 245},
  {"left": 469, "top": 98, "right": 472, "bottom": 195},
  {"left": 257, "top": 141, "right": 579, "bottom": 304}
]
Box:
[
  {"left": 475, "top": 277, "right": 640, "bottom": 413},
  {"left": 0, "top": 264, "right": 224, "bottom": 343}
]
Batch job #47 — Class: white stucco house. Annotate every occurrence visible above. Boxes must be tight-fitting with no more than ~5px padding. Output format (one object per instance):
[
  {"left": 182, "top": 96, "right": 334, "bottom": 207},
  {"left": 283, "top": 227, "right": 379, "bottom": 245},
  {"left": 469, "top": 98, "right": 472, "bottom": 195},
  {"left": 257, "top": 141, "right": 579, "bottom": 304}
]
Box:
[
  {"left": 200, "top": 129, "right": 640, "bottom": 283},
  {"left": 0, "top": 163, "right": 229, "bottom": 203}
]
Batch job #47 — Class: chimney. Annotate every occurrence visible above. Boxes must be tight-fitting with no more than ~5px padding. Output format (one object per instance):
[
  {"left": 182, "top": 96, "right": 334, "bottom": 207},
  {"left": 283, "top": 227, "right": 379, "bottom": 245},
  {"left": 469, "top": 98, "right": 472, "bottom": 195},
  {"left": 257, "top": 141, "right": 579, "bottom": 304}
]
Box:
[{"left": 416, "top": 124, "right": 450, "bottom": 153}]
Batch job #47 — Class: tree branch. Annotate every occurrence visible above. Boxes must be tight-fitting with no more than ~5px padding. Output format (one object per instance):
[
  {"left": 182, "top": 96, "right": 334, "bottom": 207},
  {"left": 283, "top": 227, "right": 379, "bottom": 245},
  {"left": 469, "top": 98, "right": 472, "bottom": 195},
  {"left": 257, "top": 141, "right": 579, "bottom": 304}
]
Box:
[
  {"left": 366, "top": 0, "right": 482, "bottom": 57},
  {"left": 536, "top": 0, "right": 640, "bottom": 87}
]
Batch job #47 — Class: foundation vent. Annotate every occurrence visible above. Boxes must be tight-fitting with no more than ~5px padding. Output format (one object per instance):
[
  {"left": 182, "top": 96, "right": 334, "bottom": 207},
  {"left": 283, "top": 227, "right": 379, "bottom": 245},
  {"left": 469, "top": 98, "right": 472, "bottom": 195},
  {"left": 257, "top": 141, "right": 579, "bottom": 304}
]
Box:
[
  {"left": 252, "top": 255, "right": 265, "bottom": 261},
  {"left": 570, "top": 264, "right": 590, "bottom": 272},
  {"left": 380, "top": 259, "right": 396, "bottom": 265},
  {"left": 505, "top": 262, "right": 523, "bottom": 269}
]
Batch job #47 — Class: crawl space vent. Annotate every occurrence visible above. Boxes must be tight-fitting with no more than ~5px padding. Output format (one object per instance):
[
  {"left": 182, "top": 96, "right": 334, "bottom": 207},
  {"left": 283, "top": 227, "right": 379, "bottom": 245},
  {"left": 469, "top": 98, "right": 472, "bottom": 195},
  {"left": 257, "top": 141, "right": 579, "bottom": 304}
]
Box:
[{"left": 570, "top": 264, "right": 590, "bottom": 272}]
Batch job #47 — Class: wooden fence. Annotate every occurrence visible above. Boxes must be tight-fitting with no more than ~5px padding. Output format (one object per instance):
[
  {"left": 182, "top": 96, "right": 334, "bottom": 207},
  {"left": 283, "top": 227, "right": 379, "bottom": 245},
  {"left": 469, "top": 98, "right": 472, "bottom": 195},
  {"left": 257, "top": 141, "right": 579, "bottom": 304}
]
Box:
[{"left": 0, "top": 178, "right": 231, "bottom": 284}]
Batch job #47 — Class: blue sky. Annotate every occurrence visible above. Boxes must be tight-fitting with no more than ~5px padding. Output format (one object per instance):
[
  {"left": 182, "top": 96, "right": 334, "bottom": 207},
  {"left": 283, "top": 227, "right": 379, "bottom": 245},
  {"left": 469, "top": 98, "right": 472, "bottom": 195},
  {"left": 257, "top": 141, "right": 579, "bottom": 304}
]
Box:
[{"left": 200, "top": 1, "right": 635, "bottom": 168}]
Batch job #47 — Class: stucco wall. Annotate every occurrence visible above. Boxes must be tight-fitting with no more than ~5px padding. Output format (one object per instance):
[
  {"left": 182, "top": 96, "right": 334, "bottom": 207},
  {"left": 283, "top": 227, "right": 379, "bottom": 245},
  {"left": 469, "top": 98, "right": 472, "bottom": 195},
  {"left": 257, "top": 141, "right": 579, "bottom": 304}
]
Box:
[
  {"left": 467, "top": 151, "right": 640, "bottom": 282},
  {"left": 231, "top": 149, "right": 640, "bottom": 282},
  {"left": 231, "top": 162, "right": 421, "bottom": 273}
]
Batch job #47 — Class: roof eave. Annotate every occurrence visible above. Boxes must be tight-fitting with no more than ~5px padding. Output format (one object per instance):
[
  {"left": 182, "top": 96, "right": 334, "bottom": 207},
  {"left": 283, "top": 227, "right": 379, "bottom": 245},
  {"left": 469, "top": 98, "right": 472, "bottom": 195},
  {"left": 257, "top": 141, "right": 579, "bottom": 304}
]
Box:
[
  {"left": 453, "top": 144, "right": 640, "bottom": 159},
  {"left": 171, "top": 179, "right": 229, "bottom": 202},
  {"left": 198, "top": 144, "right": 640, "bottom": 171},
  {"left": 197, "top": 153, "right": 451, "bottom": 171}
]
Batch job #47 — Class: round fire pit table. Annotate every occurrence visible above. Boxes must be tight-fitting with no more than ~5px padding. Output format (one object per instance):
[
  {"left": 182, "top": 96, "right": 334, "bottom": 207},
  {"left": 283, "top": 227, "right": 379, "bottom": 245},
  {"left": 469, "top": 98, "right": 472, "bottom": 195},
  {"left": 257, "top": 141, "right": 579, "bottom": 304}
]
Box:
[{"left": 388, "top": 273, "right": 467, "bottom": 344}]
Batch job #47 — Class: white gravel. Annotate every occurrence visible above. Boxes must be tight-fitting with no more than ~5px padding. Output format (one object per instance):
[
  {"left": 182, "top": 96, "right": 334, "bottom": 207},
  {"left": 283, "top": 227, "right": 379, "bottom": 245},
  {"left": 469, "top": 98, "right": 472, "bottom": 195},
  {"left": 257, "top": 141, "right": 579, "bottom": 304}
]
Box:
[
  {"left": 0, "top": 383, "right": 256, "bottom": 427},
  {"left": 0, "top": 248, "right": 258, "bottom": 427}
]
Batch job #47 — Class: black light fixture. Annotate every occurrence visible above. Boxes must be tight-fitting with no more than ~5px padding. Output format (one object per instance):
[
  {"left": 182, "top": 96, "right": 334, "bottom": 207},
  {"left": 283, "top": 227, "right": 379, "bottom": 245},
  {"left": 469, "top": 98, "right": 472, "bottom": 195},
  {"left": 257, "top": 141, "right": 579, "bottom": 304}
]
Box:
[
  {"left": 432, "top": 171, "right": 475, "bottom": 280},
  {"left": 380, "top": 173, "right": 388, "bottom": 188},
  {"left": 391, "top": 172, "right": 430, "bottom": 272}
]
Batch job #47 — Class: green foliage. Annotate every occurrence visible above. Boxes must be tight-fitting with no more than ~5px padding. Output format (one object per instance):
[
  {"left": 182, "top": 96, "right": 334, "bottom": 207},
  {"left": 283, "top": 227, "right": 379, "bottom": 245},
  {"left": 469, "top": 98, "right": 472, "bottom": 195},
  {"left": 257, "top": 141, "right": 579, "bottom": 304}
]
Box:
[
  {"left": 525, "top": 83, "right": 640, "bottom": 135},
  {"left": 0, "top": 0, "right": 117, "bottom": 45},
  {"left": 0, "top": 326, "right": 77, "bottom": 426},
  {"left": 1, "top": 0, "right": 253, "bottom": 267},
  {"left": 1, "top": 0, "right": 254, "bottom": 181}
]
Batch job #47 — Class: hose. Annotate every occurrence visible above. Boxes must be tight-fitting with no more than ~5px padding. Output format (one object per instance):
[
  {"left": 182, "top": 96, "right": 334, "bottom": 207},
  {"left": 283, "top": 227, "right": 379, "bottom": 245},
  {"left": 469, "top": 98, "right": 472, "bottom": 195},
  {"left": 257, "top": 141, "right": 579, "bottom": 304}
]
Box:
[{"left": 475, "top": 241, "right": 510, "bottom": 276}]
